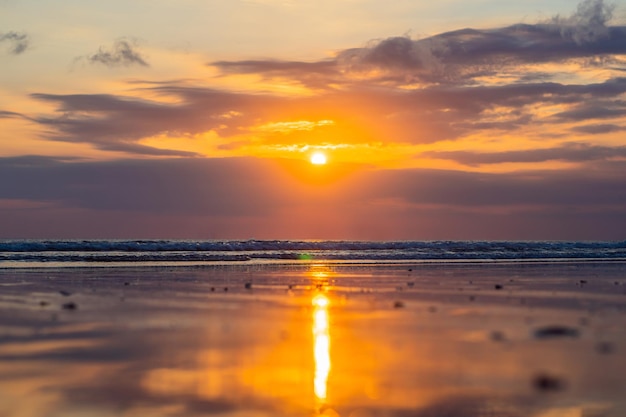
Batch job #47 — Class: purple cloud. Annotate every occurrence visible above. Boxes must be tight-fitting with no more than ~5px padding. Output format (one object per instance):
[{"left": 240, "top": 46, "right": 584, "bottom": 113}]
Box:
[
  {"left": 571, "top": 123, "right": 625, "bottom": 134},
  {"left": 424, "top": 143, "right": 626, "bottom": 166},
  {"left": 4, "top": 0, "right": 626, "bottom": 157},
  {"left": 0, "top": 156, "right": 624, "bottom": 239},
  {"left": 21, "top": 75, "right": 626, "bottom": 154},
  {"left": 211, "top": 1, "right": 625, "bottom": 87}
]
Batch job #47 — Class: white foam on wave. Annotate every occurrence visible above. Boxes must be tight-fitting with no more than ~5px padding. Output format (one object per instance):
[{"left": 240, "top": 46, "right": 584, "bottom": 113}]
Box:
[{"left": 0, "top": 239, "right": 625, "bottom": 266}]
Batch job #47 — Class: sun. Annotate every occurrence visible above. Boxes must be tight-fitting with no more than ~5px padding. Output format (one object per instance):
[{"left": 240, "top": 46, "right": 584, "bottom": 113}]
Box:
[{"left": 310, "top": 152, "right": 327, "bottom": 165}]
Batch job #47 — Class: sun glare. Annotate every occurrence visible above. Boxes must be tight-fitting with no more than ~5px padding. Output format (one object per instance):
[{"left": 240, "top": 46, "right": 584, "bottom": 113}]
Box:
[{"left": 310, "top": 152, "right": 327, "bottom": 165}]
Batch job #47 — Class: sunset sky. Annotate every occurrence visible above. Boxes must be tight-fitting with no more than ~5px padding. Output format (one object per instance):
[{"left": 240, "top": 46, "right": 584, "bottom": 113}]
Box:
[{"left": 1, "top": 0, "right": 625, "bottom": 240}]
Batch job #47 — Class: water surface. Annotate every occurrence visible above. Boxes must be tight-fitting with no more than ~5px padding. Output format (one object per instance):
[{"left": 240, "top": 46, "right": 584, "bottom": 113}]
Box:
[{"left": 1, "top": 263, "right": 625, "bottom": 416}]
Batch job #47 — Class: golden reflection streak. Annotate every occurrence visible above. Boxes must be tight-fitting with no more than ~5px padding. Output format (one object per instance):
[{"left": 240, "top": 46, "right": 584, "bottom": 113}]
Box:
[{"left": 312, "top": 294, "right": 331, "bottom": 404}]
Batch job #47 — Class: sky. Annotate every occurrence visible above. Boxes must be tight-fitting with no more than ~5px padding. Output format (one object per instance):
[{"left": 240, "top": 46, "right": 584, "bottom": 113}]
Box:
[{"left": 1, "top": 0, "right": 625, "bottom": 240}]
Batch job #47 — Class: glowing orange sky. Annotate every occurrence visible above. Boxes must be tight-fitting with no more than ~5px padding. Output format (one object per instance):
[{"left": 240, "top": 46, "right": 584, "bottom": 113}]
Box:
[{"left": 0, "top": 0, "right": 625, "bottom": 239}]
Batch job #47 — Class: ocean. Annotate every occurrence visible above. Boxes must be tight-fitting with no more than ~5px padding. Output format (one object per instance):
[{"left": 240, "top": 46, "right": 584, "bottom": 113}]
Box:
[
  {"left": 2, "top": 239, "right": 626, "bottom": 417},
  {"left": 1, "top": 239, "right": 625, "bottom": 267}
]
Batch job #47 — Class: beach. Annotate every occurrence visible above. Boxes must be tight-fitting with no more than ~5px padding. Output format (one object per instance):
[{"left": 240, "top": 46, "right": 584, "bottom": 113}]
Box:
[
  {"left": 1, "top": 261, "right": 625, "bottom": 417},
  {"left": 4, "top": 1, "right": 626, "bottom": 416}
]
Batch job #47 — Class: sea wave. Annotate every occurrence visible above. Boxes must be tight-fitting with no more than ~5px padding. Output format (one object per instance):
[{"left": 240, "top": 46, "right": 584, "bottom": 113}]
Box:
[{"left": 0, "top": 239, "right": 625, "bottom": 266}]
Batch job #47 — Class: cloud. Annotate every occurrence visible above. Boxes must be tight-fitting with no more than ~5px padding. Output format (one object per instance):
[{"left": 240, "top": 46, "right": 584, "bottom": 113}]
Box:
[
  {"left": 337, "top": 25, "right": 626, "bottom": 85},
  {"left": 0, "top": 156, "right": 624, "bottom": 239},
  {"left": 22, "top": 74, "right": 626, "bottom": 155},
  {"left": 211, "top": 0, "right": 626, "bottom": 87},
  {"left": 6, "top": 0, "right": 626, "bottom": 157},
  {"left": 352, "top": 161, "right": 626, "bottom": 209},
  {"left": 571, "top": 123, "right": 625, "bottom": 134},
  {"left": 255, "top": 119, "right": 334, "bottom": 133},
  {"left": 0, "top": 156, "right": 290, "bottom": 216},
  {"left": 0, "top": 0, "right": 625, "bottom": 240},
  {"left": 85, "top": 39, "right": 149, "bottom": 68},
  {"left": 553, "top": 100, "right": 626, "bottom": 121},
  {"left": 0, "top": 31, "right": 29, "bottom": 54},
  {"left": 0, "top": 110, "right": 26, "bottom": 119},
  {"left": 336, "top": 35, "right": 447, "bottom": 82},
  {"left": 212, "top": 59, "right": 337, "bottom": 76},
  {"left": 30, "top": 92, "right": 218, "bottom": 155},
  {"left": 424, "top": 143, "right": 626, "bottom": 166},
  {"left": 551, "top": 0, "right": 614, "bottom": 44},
  {"left": 211, "top": 59, "right": 341, "bottom": 89}
]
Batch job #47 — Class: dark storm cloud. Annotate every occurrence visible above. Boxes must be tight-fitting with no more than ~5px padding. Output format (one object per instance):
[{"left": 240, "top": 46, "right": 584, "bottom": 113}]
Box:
[
  {"left": 424, "top": 142, "right": 626, "bottom": 166},
  {"left": 84, "top": 39, "right": 149, "bottom": 67},
  {"left": 0, "top": 30, "right": 29, "bottom": 54}
]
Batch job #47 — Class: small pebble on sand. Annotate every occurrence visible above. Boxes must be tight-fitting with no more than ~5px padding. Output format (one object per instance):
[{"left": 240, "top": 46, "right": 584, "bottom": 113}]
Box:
[
  {"left": 62, "top": 302, "right": 77, "bottom": 310},
  {"left": 490, "top": 331, "right": 506, "bottom": 342},
  {"left": 533, "top": 373, "right": 565, "bottom": 392},
  {"left": 393, "top": 301, "right": 404, "bottom": 308},
  {"left": 596, "top": 341, "right": 615, "bottom": 355},
  {"left": 244, "top": 282, "right": 252, "bottom": 289},
  {"left": 533, "top": 325, "right": 580, "bottom": 339}
]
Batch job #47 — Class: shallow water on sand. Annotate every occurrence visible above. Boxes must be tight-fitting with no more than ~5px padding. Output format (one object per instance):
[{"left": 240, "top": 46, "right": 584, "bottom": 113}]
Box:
[{"left": 0, "top": 262, "right": 625, "bottom": 417}]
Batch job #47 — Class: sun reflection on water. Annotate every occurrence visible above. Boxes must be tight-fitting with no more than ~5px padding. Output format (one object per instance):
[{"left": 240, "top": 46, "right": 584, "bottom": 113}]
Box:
[{"left": 312, "top": 294, "right": 331, "bottom": 406}]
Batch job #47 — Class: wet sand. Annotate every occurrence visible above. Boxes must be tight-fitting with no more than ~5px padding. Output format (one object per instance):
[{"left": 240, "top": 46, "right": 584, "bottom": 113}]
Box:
[{"left": 0, "top": 262, "right": 625, "bottom": 417}]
